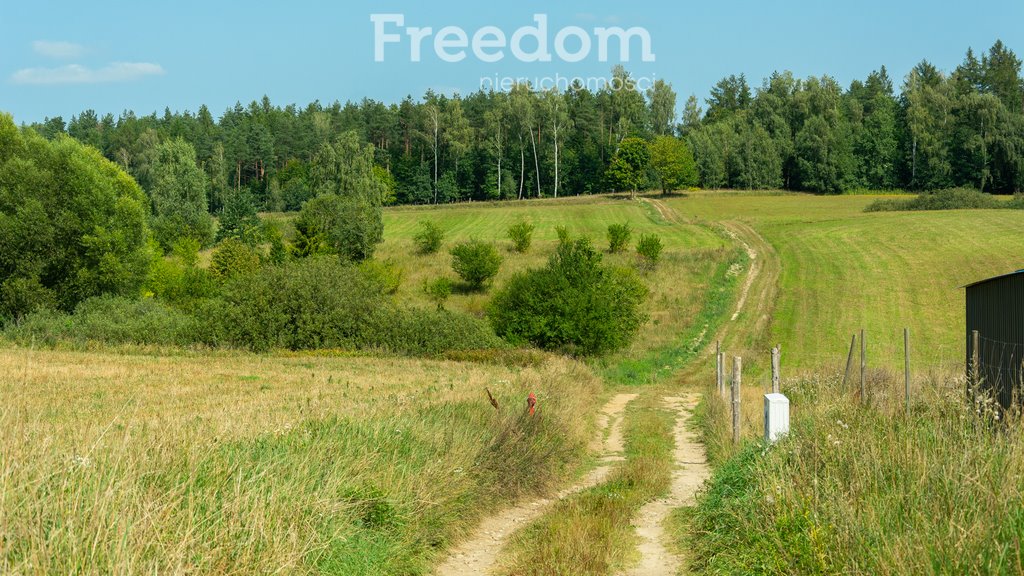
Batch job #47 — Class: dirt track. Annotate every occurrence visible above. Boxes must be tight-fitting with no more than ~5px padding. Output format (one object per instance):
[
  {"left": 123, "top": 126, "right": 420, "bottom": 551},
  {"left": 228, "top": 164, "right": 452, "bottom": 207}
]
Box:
[{"left": 433, "top": 393, "right": 638, "bottom": 576}]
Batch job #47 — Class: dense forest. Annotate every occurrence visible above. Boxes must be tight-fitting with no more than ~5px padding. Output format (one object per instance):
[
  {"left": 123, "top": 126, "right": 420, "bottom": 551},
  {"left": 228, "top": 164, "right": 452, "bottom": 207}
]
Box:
[{"left": 23, "top": 40, "right": 1024, "bottom": 216}]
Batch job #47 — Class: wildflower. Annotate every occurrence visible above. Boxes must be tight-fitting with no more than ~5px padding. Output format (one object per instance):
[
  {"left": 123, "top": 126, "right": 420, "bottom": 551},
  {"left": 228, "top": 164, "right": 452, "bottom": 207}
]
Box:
[{"left": 70, "top": 455, "right": 91, "bottom": 469}]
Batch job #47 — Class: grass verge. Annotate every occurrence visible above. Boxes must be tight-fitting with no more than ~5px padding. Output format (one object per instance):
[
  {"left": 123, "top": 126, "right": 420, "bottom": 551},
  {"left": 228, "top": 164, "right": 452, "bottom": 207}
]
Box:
[{"left": 687, "top": 372, "right": 1024, "bottom": 575}]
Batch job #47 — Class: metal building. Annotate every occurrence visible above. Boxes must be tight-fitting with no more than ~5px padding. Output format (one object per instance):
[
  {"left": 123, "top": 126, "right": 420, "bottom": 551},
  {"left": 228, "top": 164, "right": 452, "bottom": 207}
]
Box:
[{"left": 965, "top": 270, "right": 1024, "bottom": 408}]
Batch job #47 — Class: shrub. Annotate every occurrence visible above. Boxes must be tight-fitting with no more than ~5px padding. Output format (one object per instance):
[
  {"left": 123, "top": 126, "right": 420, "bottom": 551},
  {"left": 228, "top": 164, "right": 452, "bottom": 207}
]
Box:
[
  {"left": 359, "top": 259, "right": 403, "bottom": 295},
  {"left": 198, "top": 257, "right": 387, "bottom": 352},
  {"left": 450, "top": 239, "right": 502, "bottom": 291},
  {"left": 413, "top": 220, "right": 445, "bottom": 255},
  {"left": 144, "top": 239, "right": 217, "bottom": 308},
  {"left": 507, "top": 220, "right": 535, "bottom": 253},
  {"left": 293, "top": 193, "right": 382, "bottom": 262},
  {"left": 423, "top": 277, "right": 453, "bottom": 310},
  {"left": 607, "top": 223, "right": 633, "bottom": 253},
  {"left": 636, "top": 234, "right": 664, "bottom": 269},
  {"left": 5, "top": 295, "right": 197, "bottom": 347},
  {"left": 488, "top": 238, "right": 648, "bottom": 355},
  {"left": 359, "top": 306, "right": 505, "bottom": 356},
  {"left": 209, "top": 238, "right": 261, "bottom": 282},
  {"left": 865, "top": 188, "right": 1003, "bottom": 212},
  {"left": 555, "top": 225, "right": 571, "bottom": 244}
]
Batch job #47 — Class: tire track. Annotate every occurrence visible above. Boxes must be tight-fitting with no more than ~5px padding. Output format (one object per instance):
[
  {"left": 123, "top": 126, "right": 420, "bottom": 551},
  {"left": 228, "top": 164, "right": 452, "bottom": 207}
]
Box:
[
  {"left": 620, "top": 395, "right": 709, "bottom": 576},
  {"left": 434, "top": 393, "right": 638, "bottom": 576}
]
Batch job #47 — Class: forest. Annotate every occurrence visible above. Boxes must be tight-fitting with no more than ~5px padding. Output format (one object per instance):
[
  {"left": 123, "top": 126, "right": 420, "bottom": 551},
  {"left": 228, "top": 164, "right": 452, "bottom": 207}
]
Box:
[{"left": 22, "top": 40, "right": 1024, "bottom": 215}]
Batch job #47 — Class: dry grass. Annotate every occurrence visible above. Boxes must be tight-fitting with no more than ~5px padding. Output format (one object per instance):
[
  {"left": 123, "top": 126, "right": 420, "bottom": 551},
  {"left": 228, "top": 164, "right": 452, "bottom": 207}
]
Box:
[{"left": 0, "top": 346, "right": 601, "bottom": 573}]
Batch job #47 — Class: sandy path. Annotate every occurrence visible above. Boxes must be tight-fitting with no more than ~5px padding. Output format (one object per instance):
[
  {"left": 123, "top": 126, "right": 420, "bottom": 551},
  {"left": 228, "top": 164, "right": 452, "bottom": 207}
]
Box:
[
  {"left": 433, "top": 393, "right": 639, "bottom": 576},
  {"left": 621, "top": 394, "right": 710, "bottom": 576}
]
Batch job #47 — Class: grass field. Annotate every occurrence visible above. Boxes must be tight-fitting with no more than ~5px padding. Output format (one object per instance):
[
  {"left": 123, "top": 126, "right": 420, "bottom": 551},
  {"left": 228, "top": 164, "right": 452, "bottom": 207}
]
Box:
[
  {"left": 0, "top": 347, "right": 601, "bottom": 573},
  {"left": 377, "top": 196, "right": 730, "bottom": 362},
  {"left": 8, "top": 189, "right": 1024, "bottom": 574},
  {"left": 666, "top": 192, "right": 1024, "bottom": 371},
  {"left": 661, "top": 191, "right": 1024, "bottom": 575}
]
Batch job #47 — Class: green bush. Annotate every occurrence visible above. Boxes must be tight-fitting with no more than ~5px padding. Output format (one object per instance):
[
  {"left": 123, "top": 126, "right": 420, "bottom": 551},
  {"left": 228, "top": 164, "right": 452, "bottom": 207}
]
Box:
[
  {"left": 293, "top": 193, "right": 382, "bottom": 262},
  {"left": 450, "top": 239, "right": 502, "bottom": 291},
  {"left": 555, "top": 225, "right": 571, "bottom": 245},
  {"left": 360, "top": 307, "right": 505, "bottom": 356},
  {"left": 636, "top": 234, "right": 664, "bottom": 269},
  {"left": 217, "top": 189, "right": 261, "bottom": 243},
  {"left": 5, "top": 295, "right": 198, "bottom": 347},
  {"left": 209, "top": 238, "right": 261, "bottom": 281},
  {"left": 197, "top": 257, "right": 386, "bottom": 352},
  {"left": 144, "top": 239, "right": 217, "bottom": 309},
  {"left": 507, "top": 220, "right": 535, "bottom": 253},
  {"left": 607, "top": 223, "right": 632, "bottom": 253},
  {"left": 423, "top": 277, "right": 453, "bottom": 310},
  {"left": 359, "top": 259, "right": 403, "bottom": 295},
  {"left": 413, "top": 220, "right": 445, "bottom": 255},
  {"left": 488, "top": 238, "right": 648, "bottom": 355},
  {"left": 865, "top": 188, "right": 1004, "bottom": 212}
]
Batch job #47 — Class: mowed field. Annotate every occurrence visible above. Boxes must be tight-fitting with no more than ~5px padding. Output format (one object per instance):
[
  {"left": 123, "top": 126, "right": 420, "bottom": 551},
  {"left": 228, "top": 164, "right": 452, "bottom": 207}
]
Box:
[{"left": 666, "top": 192, "right": 1024, "bottom": 372}]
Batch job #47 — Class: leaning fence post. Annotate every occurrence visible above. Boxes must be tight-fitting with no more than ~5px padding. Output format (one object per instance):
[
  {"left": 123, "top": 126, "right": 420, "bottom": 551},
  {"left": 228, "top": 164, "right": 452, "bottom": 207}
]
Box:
[
  {"left": 771, "top": 345, "right": 781, "bottom": 394},
  {"left": 732, "top": 356, "right": 742, "bottom": 444},
  {"left": 842, "top": 334, "right": 856, "bottom": 389},
  {"left": 904, "top": 327, "right": 911, "bottom": 414},
  {"left": 860, "top": 328, "right": 866, "bottom": 402}
]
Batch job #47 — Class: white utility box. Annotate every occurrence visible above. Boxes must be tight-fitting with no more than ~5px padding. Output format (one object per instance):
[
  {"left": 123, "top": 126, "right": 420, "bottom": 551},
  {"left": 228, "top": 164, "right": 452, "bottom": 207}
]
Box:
[{"left": 763, "top": 393, "right": 790, "bottom": 443}]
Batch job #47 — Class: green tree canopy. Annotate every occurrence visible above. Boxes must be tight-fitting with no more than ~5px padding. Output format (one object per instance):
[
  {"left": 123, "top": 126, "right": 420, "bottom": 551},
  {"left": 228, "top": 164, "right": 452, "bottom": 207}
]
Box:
[
  {"left": 649, "top": 135, "right": 699, "bottom": 193},
  {"left": 606, "top": 137, "right": 651, "bottom": 197},
  {"left": 0, "top": 113, "right": 151, "bottom": 319}
]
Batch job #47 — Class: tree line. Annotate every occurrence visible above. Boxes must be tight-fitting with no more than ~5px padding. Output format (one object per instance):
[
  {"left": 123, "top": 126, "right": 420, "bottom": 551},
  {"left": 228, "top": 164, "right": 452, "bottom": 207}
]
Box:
[{"left": 24, "top": 39, "right": 1024, "bottom": 219}]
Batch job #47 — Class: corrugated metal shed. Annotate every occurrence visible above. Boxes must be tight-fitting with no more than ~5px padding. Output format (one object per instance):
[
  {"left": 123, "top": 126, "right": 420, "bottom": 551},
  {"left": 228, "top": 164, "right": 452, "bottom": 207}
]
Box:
[{"left": 965, "top": 270, "right": 1024, "bottom": 408}]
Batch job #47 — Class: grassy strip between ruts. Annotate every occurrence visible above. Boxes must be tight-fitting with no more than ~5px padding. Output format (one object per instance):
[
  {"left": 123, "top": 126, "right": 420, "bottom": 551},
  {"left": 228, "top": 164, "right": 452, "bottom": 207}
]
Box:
[
  {"left": 496, "top": 393, "right": 675, "bottom": 575},
  {"left": 600, "top": 243, "right": 746, "bottom": 386}
]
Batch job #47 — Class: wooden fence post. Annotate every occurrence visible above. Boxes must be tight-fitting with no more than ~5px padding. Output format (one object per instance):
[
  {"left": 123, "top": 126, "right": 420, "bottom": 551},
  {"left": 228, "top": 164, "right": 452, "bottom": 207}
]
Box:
[
  {"left": 716, "top": 340, "right": 723, "bottom": 397},
  {"left": 904, "top": 327, "right": 911, "bottom": 414},
  {"left": 842, "top": 334, "right": 856, "bottom": 389},
  {"left": 771, "top": 346, "right": 781, "bottom": 394},
  {"left": 732, "top": 356, "right": 742, "bottom": 444},
  {"left": 971, "top": 329, "right": 980, "bottom": 392},
  {"left": 860, "top": 329, "right": 866, "bottom": 402}
]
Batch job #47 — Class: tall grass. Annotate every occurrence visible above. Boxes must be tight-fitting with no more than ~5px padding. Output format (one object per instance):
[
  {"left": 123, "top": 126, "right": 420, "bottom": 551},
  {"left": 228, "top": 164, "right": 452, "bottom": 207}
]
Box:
[
  {"left": 0, "top": 348, "right": 600, "bottom": 573},
  {"left": 689, "top": 371, "right": 1024, "bottom": 575}
]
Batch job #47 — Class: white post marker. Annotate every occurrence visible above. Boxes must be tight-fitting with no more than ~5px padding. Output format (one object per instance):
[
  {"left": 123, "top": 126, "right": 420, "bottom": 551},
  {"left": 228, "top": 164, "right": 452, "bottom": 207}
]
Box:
[{"left": 763, "top": 393, "right": 790, "bottom": 443}]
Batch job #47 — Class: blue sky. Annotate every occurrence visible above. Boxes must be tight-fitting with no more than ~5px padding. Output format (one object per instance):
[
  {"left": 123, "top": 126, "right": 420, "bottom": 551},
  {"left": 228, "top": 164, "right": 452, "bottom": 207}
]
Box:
[{"left": 1, "top": 0, "right": 1022, "bottom": 124}]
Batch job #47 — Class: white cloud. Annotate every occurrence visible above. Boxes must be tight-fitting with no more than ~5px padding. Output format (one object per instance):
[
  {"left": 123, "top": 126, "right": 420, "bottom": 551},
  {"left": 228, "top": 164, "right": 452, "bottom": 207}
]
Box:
[
  {"left": 32, "top": 40, "right": 86, "bottom": 59},
  {"left": 11, "top": 62, "right": 165, "bottom": 85}
]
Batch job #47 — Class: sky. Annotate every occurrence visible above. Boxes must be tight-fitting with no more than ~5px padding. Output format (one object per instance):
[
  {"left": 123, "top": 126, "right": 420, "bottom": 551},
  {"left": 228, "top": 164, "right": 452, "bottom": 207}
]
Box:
[{"left": 1, "top": 0, "right": 1023, "bottom": 124}]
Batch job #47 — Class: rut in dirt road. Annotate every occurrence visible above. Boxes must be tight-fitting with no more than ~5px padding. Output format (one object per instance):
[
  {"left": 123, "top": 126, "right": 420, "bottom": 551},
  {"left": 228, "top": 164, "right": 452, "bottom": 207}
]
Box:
[
  {"left": 621, "top": 394, "right": 710, "bottom": 576},
  {"left": 433, "top": 393, "right": 638, "bottom": 576}
]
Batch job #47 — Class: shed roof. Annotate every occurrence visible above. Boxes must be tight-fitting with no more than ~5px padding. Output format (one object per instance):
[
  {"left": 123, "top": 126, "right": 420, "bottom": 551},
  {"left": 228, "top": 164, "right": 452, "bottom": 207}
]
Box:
[{"left": 963, "top": 269, "right": 1024, "bottom": 289}]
